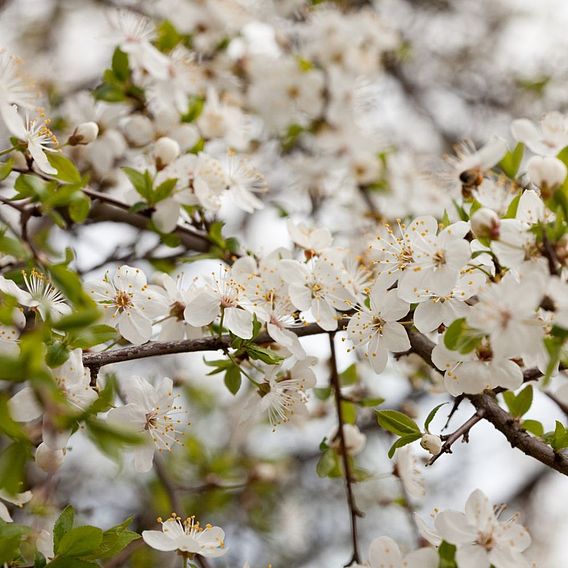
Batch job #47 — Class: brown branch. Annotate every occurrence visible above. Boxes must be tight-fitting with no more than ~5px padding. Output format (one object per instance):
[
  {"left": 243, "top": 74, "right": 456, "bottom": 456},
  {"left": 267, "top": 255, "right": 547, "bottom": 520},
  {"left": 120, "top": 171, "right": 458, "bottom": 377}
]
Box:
[
  {"left": 10, "top": 166, "right": 216, "bottom": 254},
  {"left": 468, "top": 393, "right": 568, "bottom": 475},
  {"left": 406, "top": 329, "right": 568, "bottom": 475},
  {"left": 542, "top": 232, "right": 560, "bottom": 276},
  {"left": 329, "top": 333, "right": 363, "bottom": 567},
  {"left": 83, "top": 319, "right": 350, "bottom": 369},
  {"left": 427, "top": 410, "right": 485, "bottom": 466},
  {"left": 84, "top": 188, "right": 212, "bottom": 253},
  {"left": 154, "top": 455, "right": 182, "bottom": 514}
]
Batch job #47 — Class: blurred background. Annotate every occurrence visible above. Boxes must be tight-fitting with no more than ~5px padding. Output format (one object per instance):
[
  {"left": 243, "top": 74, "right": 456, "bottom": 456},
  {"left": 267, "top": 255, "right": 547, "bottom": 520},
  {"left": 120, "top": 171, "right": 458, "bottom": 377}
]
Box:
[{"left": 1, "top": 0, "right": 568, "bottom": 566}]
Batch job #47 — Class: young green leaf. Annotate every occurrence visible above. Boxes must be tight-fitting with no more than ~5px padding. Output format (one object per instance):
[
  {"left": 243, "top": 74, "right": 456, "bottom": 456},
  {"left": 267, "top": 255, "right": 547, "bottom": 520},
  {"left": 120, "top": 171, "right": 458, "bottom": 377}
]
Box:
[
  {"left": 54, "top": 506, "right": 75, "bottom": 553},
  {"left": 376, "top": 409, "right": 420, "bottom": 436},
  {"left": 424, "top": 402, "right": 447, "bottom": 433}
]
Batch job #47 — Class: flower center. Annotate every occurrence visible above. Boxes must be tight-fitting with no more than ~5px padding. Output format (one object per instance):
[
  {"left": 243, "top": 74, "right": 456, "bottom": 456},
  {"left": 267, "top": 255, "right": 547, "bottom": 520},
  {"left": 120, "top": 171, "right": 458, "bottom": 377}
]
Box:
[
  {"left": 372, "top": 316, "right": 384, "bottom": 333},
  {"left": 145, "top": 410, "right": 158, "bottom": 430},
  {"left": 310, "top": 282, "right": 323, "bottom": 298},
  {"left": 169, "top": 301, "right": 186, "bottom": 321},
  {"left": 433, "top": 249, "right": 446, "bottom": 267},
  {"left": 114, "top": 291, "right": 133, "bottom": 311},
  {"left": 476, "top": 531, "right": 495, "bottom": 550},
  {"left": 397, "top": 246, "right": 413, "bottom": 268}
]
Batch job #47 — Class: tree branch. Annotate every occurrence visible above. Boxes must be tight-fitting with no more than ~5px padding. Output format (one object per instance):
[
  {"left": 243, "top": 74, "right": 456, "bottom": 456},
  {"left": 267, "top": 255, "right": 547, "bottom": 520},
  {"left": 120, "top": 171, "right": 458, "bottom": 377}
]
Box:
[
  {"left": 83, "top": 319, "right": 350, "bottom": 369},
  {"left": 468, "top": 393, "right": 568, "bottom": 475},
  {"left": 84, "top": 188, "right": 212, "bottom": 253},
  {"left": 406, "top": 329, "right": 568, "bottom": 475},
  {"left": 427, "top": 410, "right": 485, "bottom": 466},
  {"left": 329, "top": 333, "right": 363, "bottom": 567}
]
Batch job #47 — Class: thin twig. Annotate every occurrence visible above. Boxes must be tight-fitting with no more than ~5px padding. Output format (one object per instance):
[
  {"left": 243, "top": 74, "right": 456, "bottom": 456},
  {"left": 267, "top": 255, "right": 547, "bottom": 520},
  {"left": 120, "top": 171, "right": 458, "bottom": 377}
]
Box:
[
  {"left": 406, "top": 329, "right": 568, "bottom": 476},
  {"left": 329, "top": 333, "right": 363, "bottom": 567},
  {"left": 154, "top": 455, "right": 182, "bottom": 514},
  {"left": 428, "top": 410, "right": 485, "bottom": 466}
]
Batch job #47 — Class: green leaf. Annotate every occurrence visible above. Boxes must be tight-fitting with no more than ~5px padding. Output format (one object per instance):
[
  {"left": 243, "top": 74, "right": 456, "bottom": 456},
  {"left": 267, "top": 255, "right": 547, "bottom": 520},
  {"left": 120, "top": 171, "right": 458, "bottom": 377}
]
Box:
[
  {"left": 57, "top": 526, "right": 103, "bottom": 557},
  {"left": 181, "top": 96, "right": 205, "bottom": 123},
  {"left": 0, "top": 158, "right": 13, "bottom": 181},
  {"left": 85, "top": 418, "right": 144, "bottom": 462},
  {"left": 543, "top": 335, "right": 565, "bottom": 385},
  {"left": 153, "top": 178, "right": 177, "bottom": 202},
  {"left": 377, "top": 409, "right": 420, "bottom": 436},
  {"left": 34, "top": 551, "right": 47, "bottom": 568},
  {"left": 14, "top": 173, "right": 46, "bottom": 199},
  {"left": 0, "top": 397, "right": 28, "bottom": 441},
  {"left": 424, "top": 402, "right": 447, "bottom": 433},
  {"left": 47, "top": 558, "right": 99, "bottom": 568},
  {"left": 84, "top": 375, "right": 116, "bottom": 416},
  {"left": 48, "top": 264, "right": 90, "bottom": 307},
  {"left": 498, "top": 142, "right": 524, "bottom": 179},
  {"left": 69, "top": 324, "right": 117, "bottom": 349},
  {"left": 204, "top": 358, "right": 234, "bottom": 375},
  {"left": 438, "top": 541, "right": 458, "bottom": 568},
  {"left": 0, "top": 520, "right": 31, "bottom": 564},
  {"left": 54, "top": 308, "right": 100, "bottom": 331},
  {"left": 155, "top": 20, "right": 183, "bottom": 52},
  {"left": 359, "top": 397, "right": 385, "bottom": 407},
  {"left": 83, "top": 517, "right": 139, "bottom": 561},
  {"left": 246, "top": 345, "right": 283, "bottom": 365},
  {"left": 68, "top": 193, "right": 91, "bottom": 223},
  {"left": 339, "top": 363, "right": 358, "bottom": 386},
  {"left": 46, "top": 153, "right": 82, "bottom": 184},
  {"left": 503, "top": 385, "right": 533, "bottom": 418},
  {"left": 0, "top": 442, "right": 31, "bottom": 494},
  {"left": 314, "top": 387, "right": 331, "bottom": 400},
  {"left": 548, "top": 420, "right": 568, "bottom": 451},
  {"left": 93, "top": 83, "right": 125, "bottom": 103},
  {"left": 112, "top": 48, "right": 130, "bottom": 82},
  {"left": 224, "top": 365, "right": 241, "bottom": 395},
  {"left": 46, "top": 341, "right": 70, "bottom": 368},
  {"left": 316, "top": 448, "right": 341, "bottom": 478},
  {"left": 443, "top": 318, "right": 482, "bottom": 354},
  {"left": 123, "top": 167, "right": 153, "bottom": 202},
  {"left": 503, "top": 192, "right": 521, "bottom": 219},
  {"left": 54, "top": 506, "right": 75, "bottom": 553},
  {"left": 444, "top": 318, "right": 466, "bottom": 350},
  {"left": 341, "top": 401, "right": 357, "bottom": 425},
  {"left": 387, "top": 432, "right": 422, "bottom": 458},
  {"left": 522, "top": 419, "right": 544, "bottom": 437}
]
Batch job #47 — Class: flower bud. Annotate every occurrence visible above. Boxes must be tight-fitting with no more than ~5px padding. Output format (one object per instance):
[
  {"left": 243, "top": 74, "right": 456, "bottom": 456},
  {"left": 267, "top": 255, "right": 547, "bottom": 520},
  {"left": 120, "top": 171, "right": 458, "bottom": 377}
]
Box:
[
  {"left": 250, "top": 462, "right": 279, "bottom": 483},
  {"left": 35, "top": 442, "right": 65, "bottom": 473},
  {"left": 471, "top": 207, "right": 501, "bottom": 239},
  {"left": 154, "top": 137, "right": 180, "bottom": 169},
  {"left": 527, "top": 156, "right": 567, "bottom": 199},
  {"left": 68, "top": 121, "right": 99, "bottom": 145},
  {"left": 328, "top": 423, "right": 366, "bottom": 455},
  {"left": 123, "top": 115, "right": 154, "bottom": 146},
  {"left": 420, "top": 433, "right": 442, "bottom": 456}
]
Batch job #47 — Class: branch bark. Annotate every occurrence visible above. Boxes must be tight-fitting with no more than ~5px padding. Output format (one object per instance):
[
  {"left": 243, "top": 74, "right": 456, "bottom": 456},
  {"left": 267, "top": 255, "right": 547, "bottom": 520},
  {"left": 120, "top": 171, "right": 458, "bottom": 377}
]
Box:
[
  {"left": 85, "top": 189, "right": 212, "bottom": 253},
  {"left": 329, "top": 333, "right": 363, "bottom": 567},
  {"left": 427, "top": 410, "right": 485, "bottom": 466},
  {"left": 83, "top": 319, "right": 350, "bottom": 369},
  {"left": 406, "top": 329, "right": 568, "bottom": 475}
]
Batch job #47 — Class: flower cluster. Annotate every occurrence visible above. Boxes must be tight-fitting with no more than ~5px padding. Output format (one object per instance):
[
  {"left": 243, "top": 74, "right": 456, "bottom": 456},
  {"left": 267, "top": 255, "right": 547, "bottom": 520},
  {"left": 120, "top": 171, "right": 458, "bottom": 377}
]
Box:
[{"left": 1, "top": 0, "right": 568, "bottom": 566}]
